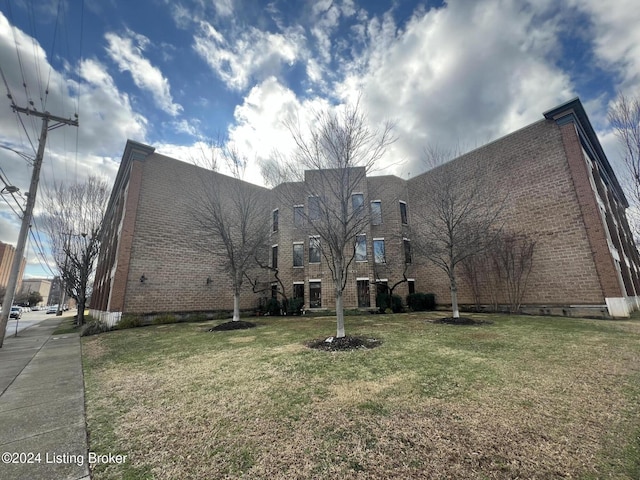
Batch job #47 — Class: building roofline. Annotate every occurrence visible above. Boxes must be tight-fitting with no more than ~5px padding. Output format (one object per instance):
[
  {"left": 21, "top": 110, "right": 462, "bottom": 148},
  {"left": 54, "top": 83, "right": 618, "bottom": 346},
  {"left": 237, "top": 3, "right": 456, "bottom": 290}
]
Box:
[{"left": 544, "top": 97, "right": 628, "bottom": 207}]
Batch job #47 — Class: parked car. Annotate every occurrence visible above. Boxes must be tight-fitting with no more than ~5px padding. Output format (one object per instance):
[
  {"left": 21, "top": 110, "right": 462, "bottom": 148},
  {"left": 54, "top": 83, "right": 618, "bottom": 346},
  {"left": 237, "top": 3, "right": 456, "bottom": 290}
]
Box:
[
  {"left": 46, "top": 305, "right": 59, "bottom": 314},
  {"left": 10, "top": 306, "right": 22, "bottom": 319}
]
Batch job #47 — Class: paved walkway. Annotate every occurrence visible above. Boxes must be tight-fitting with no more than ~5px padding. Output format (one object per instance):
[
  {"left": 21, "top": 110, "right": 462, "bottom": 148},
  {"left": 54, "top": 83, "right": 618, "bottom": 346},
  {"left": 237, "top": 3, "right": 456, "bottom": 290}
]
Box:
[{"left": 0, "top": 315, "right": 90, "bottom": 480}]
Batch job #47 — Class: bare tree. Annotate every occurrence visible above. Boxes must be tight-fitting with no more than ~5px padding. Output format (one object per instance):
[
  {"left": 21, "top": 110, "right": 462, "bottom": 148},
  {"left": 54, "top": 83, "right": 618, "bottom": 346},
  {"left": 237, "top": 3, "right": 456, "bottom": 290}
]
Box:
[
  {"left": 412, "top": 146, "right": 507, "bottom": 319},
  {"left": 264, "top": 100, "right": 395, "bottom": 338},
  {"left": 608, "top": 94, "right": 640, "bottom": 240},
  {"left": 191, "top": 143, "right": 271, "bottom": 322},
  {"left": 40, "top": 176, "right": 110, "bottom": 325}
]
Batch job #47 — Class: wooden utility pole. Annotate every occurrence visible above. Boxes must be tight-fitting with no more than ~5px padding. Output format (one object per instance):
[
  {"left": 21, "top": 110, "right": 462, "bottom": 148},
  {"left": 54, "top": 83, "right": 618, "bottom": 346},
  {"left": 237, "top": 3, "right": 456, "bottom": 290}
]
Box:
[{"left": 0, "top": 107, "right": 78, "bottom": 348}]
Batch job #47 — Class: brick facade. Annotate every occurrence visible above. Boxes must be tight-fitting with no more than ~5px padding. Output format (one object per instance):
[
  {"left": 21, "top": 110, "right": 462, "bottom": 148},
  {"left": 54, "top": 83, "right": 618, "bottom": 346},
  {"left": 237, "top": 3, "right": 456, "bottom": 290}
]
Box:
[{"left": 91, "top": 99, "right": 640, "bottom": 321}]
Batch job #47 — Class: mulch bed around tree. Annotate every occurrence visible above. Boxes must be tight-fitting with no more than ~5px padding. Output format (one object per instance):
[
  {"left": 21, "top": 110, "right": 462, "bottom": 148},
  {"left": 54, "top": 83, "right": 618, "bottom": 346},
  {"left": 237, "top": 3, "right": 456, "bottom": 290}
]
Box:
[
  {"left": 434, "top": 317, "right": 493, "bottom": 326},
  {"left": 306, "top": 335, "right": 382, "bottom": 351},
  {"left": 208, "top": 321, "right": 257, "bottom": 331}
]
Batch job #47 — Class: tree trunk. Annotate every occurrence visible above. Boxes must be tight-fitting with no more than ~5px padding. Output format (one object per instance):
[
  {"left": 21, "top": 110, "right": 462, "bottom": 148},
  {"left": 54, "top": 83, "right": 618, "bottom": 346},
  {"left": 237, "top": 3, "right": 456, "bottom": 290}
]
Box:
[
  {"left": 77, "top": 296, "right": 86, "bottom": 326},
  {"left": 335, "top": 292, "right": 345, "bottom": 338},
  {"left": 450, "top": 274, "right": 460, "bottom": 318},
  {"left": 233, "top": 293, "right": 240, "bottom": 321}
]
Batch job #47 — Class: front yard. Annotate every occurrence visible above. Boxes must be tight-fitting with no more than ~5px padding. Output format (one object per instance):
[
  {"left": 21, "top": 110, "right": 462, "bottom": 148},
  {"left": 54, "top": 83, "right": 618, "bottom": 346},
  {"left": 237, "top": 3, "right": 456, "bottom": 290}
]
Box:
[{"left": 82, "top": 312, "right": 640, "bottom": 479}]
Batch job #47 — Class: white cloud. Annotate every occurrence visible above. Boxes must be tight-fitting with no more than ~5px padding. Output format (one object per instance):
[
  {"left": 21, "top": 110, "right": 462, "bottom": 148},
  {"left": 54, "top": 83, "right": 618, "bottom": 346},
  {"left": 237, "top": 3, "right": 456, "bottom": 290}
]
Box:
[
  {"left": 193, "top": 21, "right": 305, "bottom": 91},
  {"left": 105, "top": 28, "right": 183, "bottom": 116}
]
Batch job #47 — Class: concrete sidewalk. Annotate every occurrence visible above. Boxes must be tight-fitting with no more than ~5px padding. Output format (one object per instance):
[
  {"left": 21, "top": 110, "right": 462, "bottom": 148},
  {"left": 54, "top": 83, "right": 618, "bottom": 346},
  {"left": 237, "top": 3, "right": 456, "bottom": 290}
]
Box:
[{"left": 0, "top": 315, "right": 90, "bottom": 480}]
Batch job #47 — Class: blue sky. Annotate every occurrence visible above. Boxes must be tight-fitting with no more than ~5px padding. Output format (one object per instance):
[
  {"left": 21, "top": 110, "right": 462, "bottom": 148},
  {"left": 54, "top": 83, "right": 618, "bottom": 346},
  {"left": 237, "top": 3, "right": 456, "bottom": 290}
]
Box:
[{"left": 0, "top": 0, "right": 638, "bottom": 279}]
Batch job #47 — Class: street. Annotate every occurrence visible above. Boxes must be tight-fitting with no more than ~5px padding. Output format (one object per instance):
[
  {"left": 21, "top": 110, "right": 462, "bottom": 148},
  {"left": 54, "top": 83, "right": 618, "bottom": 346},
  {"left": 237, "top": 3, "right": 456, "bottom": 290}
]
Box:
[{"left": 4, "top": 309, "right": 72, "bottom": 336}]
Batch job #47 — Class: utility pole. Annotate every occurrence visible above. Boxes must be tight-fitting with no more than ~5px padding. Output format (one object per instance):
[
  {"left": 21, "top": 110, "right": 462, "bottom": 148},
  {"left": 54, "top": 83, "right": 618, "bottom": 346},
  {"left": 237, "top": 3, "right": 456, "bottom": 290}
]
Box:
[{"left": 0, "top": 107, "right": 78, "bottom": 348}]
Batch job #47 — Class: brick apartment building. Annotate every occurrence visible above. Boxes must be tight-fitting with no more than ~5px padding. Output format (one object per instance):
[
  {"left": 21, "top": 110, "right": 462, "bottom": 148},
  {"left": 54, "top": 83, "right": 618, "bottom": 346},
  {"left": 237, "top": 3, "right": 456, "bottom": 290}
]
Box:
[
  {"left": 0, "top": 241, "right": 26, "bottom": 294},
  {"left": 90, "top": 98, "right": 640, "bottom": 324}
]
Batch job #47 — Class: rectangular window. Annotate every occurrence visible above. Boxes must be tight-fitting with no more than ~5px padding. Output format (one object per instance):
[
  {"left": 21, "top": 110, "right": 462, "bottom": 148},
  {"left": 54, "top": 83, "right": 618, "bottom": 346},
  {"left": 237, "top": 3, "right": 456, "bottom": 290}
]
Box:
[
  {"left": 309, "top": 281, "right": 322, "bottom": 308},
  {"left": 293, "top": 243, "right": 304, "bottom": 267},
  {"left": 309, "top": 196, "right": 320, "bottom": 221},
  {"left": 272, "top": 209, "right": 279, "bottom": 232},
  {"left": 271, "top": 283, "right": 278, "bottom": 299},
  {"left": 309, "top": 236, "right": 321, "bottom": 263},
  {"left": 399, "top": 201, "right": 408, "bottom": 225},
  {"left": 371, "top": 200, "right": 382, "bottom": 225},
  {"left": 272, "top": 245, "right": 278, "bottom": 269},
  {"left": 294, "top": 205, "right": 304, "bottom": 227},
  {"left": 403, "top": 238, "right": 412, "bottom": 264},
  {"left": 352, "top": 193, "right": 364, "bottom": 216},
  {"left": 293, "top": 282, "right": 304, "bottom": 301},
  {"left": 357, "top": 279, "right": 370, "bottom": 308},
  {"left": 373, "top": 238, "right": 386, "bottom": 264},
  {"left": 408, "top": 279, "right": 415, "bottom": 295},
  {"left": 376, "top": 280, "right": 389, "bottom": 308},
  {"left": 355, "top": 234, "right": 367, "bottom": 261}
]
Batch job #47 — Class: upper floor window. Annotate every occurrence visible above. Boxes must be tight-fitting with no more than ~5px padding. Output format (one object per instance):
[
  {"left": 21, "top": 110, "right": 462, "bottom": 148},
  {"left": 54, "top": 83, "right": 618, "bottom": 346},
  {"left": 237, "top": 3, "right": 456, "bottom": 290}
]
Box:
[
  {"left": 309, "top": 196, "right": 320, "bottom": 221},
  {"left": 403, "top": 238, "right": 412, "bottom": 264},
  {"left": 352, "top": 193, "right": 364, "bottom": 216},
  {"left": 355, "top": 234, "right": 367, "bottom": 261},
  {"left": 293, "top": 243, "right": 304, "bottom": 267},
  {"left": 272, "top": 209, "right": 279, "bottom": 232},
  {"left": 272, "top": 245, "right": 278, "bottom": 269},
  {"left": 371, "top": 200, "right": 382, "bottom": 225},
  {"left": 309, "top": 236, "right": 321, "bottom": 263},
  {"left": 399, "top": 201, "right": 408, "bottom": 225},
  {"left": 294, "top": 205, "right": 304, "bottom": 227},
  {"left": 373, "top": 238, "right": 386, "bottom": 264}
]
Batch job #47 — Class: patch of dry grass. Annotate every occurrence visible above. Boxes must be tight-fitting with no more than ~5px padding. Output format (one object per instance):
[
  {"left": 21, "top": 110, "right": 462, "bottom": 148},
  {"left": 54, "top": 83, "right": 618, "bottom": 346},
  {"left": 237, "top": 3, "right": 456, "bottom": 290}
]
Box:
[{"left": 83, "top": 314, "right": 640, "bottom": 479}]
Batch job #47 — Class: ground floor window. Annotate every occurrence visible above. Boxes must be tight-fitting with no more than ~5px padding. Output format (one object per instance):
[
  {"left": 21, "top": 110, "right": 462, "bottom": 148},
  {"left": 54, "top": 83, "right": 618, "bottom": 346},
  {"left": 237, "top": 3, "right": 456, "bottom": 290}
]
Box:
[
  {"left": 375, "top": 280, "right": 388, "bottom": 308},
  {"left": 271, "top": 283, "right": 278, "bottom": 299},
  {"left": 357, "top": 279, "right": 370, "bottom": 307},
  {"left": 309, "top": 281, "right": 322, "bottom": 308},
  {"left": 293, "top": 283, "right": 304, "bottom": 300},
  {"left": 408, "top": 279, "right": 415, "bottom": 295}
]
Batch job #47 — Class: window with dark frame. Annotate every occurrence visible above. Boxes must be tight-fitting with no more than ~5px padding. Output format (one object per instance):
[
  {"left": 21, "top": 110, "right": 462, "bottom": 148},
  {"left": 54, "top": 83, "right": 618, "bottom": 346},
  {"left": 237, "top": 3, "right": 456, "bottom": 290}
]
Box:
[
  {"left": 293, "top": 283, "right": 304, "bottom": 301},
  {"left": 294, "top": 205, "right": 304, "bottom": 227},
  {"left": 309, "top": 236, "right": 321, "bottom": 263},
  {"left": 373, "top": 238, "right": 385, "bottom": 263},
  {"left": 272, "top": 245, "right": 278, "bottom": 269},
  {"left": 371, "top": 200, "right": 382, "bottom": 225},
  {"left": 355, "top": 234, "right": 367, "bottom": 261},
  {"left": 309, "top": 281, "right": 321, "bottom": 308},
  {"left": 399, "top": 201, "right": 408, "bottom": 225},
  {"left": 357, "top": 280, "right": 370, "bottom": 307},
  {"left": 272, "top": 209, "right": 279, "bottom": 232},
  {"left": 352, "top": 193, "right": 364, "bottom": 216},
  {"left": 403, "top": 238, "right": 412, "bottom": 264},
  {"left": 293, "top": 243, "right": 304, "bottom": 267},
  {"left": 408, "top": 279, "right": 415, "bottom": 295},
  {"left": 308, "top": 196, "right": 320, "bottom": 221}
]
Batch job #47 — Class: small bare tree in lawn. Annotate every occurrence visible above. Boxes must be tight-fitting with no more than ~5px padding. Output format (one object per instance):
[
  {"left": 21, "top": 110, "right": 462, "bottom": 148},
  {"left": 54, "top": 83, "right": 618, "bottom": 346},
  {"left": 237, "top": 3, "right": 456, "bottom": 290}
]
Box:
[
  {"left": 264, "top": 100, "right": 395, "bottom": 338},
  {"left": 191, "top": 143, "right": 271, "bottom": 322},
  {"left": 608, "top": 94, "right": 640, "bottom": 241},
  {"left": 412, "top": 146, "right": 507, "bottom": 319},
  {"left": 40, "top": 176, "right": 110, "bottom": 325}
]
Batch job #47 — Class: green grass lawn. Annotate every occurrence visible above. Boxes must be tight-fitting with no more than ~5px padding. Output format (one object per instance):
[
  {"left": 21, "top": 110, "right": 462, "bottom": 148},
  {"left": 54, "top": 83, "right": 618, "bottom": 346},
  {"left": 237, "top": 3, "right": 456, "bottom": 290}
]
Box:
[{"left": 82, "top": 312, "right": 640, "bottom": 479}]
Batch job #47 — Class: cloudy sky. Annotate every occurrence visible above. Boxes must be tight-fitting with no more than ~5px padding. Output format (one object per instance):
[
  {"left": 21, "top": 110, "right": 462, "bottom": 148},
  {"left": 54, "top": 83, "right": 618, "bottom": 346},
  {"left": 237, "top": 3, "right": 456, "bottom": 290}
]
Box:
[{"left": 0, "top": 0, "right": 638, "bottom": 279}]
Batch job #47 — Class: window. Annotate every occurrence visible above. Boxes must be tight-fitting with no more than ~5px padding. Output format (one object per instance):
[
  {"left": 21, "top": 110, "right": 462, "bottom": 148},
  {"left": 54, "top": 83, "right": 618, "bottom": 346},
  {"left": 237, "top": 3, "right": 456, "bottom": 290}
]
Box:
[
  {"left": 375, "top": 280, "right": 389, "bottom": 309},
  {"left": 408, "top": 279, "right": 415, "bottom": 295},
  {"left": 272, "top": 245, "right": 278, "bottom": 269},
  {"left": 371, "top": 200, "right": 382, "bottom": 225},
  {"left": 293, "top": 282, "right": 304, "bottom": 301},
  {"left": 357, "top": 279, "right": 370, "bottom": 307},
  {"left": 309, "top": 281, "right": 322, "bottom": 308},
  {"left": 399, "top": 201, "right": 408, "bottom": 225},
  {"left": 309, "top": 196, "right": 320, "bottom": 221},
  {"left": 309, "top": 236, "right": 321, "bottom": 263},
  {"left": 271, "top": 283, "right": 278, "bottom": 299},
  {"left": 272, "top": 209, "right": 279, "bottom": 232},
  {"left": 355, "top": 234, "right": 367, "bottom": 261},
  {"left": 373, "top": 238, "right": 385, "bottom": 263},
  {"left": 403, "top": 238, "right": 412, "bottom": 264},
  {"left": 352, "top": 193, "right": 364, "bottom": 216},
  {"left": 294, "top": 205, "right": 304, "bottom": 227},
  {"left": 293, "top": 243, "right": 304, "bottom": 267}
]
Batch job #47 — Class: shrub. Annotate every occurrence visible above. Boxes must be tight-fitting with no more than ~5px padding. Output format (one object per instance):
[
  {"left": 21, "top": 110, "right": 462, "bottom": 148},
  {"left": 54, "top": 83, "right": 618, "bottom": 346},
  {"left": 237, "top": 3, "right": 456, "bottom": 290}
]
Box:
[
  {"left": 287, "top": 297, "right": 304, "bottom": 315},
  {"left": 266, "top": 298, "right": 281, "bottom": 316},
  {"left": 376, "top": 293, "right": 403, "bottom": 313},
  {"left": 80, "top": 320, "right": 111, "bottom": 337},
  {"left": 407, "top": 292, "right": 436, "bottom": 311},
  {"left": 115, "top": 314, "right": 144, "bottom": 330},
  {"left": 152, "top": 314, "right": 177, "bottom": 325}
]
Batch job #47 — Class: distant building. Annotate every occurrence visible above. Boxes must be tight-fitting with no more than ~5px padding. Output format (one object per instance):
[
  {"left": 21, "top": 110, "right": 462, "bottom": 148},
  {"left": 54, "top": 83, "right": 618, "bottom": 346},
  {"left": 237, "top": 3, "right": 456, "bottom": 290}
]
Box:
[
  {"left": 20, "top": 278, "right": 52, "bottom": 306},
  {"left": 0, "top": 241, "right": 26, "bottom": 293},
  {"left": 91, "top": 98, "right": 640, "bottom": 324}
]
